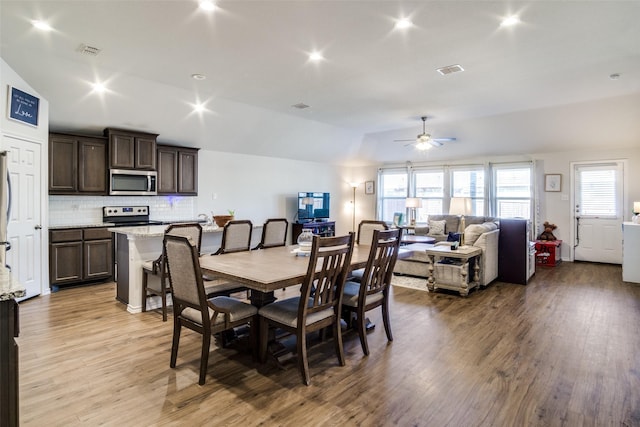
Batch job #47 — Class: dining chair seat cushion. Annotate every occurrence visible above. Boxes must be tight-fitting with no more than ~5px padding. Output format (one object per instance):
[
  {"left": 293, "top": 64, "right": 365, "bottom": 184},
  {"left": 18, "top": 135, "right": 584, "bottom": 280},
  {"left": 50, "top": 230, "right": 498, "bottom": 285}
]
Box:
[
  {"left": 349, "top": 268, "right": 364, "bottom": 282},
  {"left": 341, "top": 281, "right": 384, "bottom": 308},
  {"left": 141, "top": 260, "right": 155, "bottom": 272},
  {"left": 258, "top": 297, "right": 334, "bottom": 328},
  {"left": 181, "top": 296, "right": 257, "bottom": 325}
]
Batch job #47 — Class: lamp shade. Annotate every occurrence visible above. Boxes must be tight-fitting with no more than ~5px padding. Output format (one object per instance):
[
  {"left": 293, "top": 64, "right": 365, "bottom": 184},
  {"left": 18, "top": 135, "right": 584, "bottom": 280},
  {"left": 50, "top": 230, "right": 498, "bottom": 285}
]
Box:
[
  {"left": 301, "top": 197, "right": 314, "bottom": 206},
  {"left": 449, "top": 197, "right": 472, "bottom": 216},
  {"left": 405, "top": 197, "right": 423, "bottom": 208},
  {"left": 634, "top": 201, "right": 640, "bottom": 214}
]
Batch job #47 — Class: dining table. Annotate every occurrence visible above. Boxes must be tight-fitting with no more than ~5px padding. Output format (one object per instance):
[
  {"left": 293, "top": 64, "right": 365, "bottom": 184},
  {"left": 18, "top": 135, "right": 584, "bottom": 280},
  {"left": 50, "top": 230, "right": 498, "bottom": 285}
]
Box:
[{"left": 198, "top": 244, "right": 407, "bottom": 307}]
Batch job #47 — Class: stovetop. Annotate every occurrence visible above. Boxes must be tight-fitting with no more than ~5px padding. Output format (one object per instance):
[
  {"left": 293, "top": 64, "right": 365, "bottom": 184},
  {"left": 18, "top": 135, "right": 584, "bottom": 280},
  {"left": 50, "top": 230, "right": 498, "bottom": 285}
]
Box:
[{"left": 102, "top": 205, "right": 164, "bottom": 227}]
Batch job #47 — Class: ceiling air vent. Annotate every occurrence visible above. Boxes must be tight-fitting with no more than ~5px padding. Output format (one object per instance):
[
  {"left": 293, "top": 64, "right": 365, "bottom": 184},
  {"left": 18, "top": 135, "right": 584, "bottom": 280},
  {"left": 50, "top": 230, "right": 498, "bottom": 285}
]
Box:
[
  {"left": 291, "top": 102, "right": 310, "bottom": 109},
  {"left": 436, "top": 64, "right": 464, "bottom": 76},
  {"left": 77, "top": 43, "right": 102, "bottom": 56}
]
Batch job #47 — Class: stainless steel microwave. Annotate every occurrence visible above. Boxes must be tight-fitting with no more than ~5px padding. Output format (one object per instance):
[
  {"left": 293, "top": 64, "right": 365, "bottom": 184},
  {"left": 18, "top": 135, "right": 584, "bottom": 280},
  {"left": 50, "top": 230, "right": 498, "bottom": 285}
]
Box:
[{"left": 109, "top": 169, "right": 157, "bottom": 196}]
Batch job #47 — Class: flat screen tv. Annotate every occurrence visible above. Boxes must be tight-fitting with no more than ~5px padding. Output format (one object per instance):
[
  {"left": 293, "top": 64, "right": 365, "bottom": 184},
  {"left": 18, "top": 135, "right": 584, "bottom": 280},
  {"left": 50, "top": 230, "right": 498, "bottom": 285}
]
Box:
[{"left": 298, "top": 192, "right": 330, "bottom": 221}]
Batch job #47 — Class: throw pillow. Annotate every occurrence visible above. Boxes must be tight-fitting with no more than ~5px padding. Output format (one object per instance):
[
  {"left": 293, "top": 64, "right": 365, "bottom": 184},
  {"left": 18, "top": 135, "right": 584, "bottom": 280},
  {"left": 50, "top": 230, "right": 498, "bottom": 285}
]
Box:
[
  {"left": 447, "top": 232, "right": 461, "bottom": 242},
  {"left": 464, "top": 224, "right": 488, "bottom": 246},
  {"left": 428, "top": 219, "right": 446, "bottom": 235}
]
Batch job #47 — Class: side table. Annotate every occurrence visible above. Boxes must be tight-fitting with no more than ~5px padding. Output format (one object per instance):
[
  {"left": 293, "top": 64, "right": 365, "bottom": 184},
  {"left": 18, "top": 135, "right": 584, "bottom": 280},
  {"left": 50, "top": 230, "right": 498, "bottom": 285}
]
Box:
[
  {"left": 424, "top": 245, "right": 483, "bottom": 296},
  {"left": 535, "top": 240, "right": 562, "bottom": 267}
]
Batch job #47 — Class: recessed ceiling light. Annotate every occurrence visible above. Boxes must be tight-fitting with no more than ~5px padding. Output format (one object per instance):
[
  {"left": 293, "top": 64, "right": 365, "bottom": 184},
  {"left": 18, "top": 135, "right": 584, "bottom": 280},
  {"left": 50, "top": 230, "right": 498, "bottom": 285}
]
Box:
[
  {"left": 500, "top": 15, "right": 520, "bottom": 27},
  {"left": 91, "top": 82, "right": 107, "bottom": 93},
  {"left": 309, "top": 51, "right": 324, "bottom": 62},
  {"left": 395, "top": 18, "right": 413, "bottom": 30},
  {"left": 198, "top": 0, "right": 216, "bottom": 12},
  {"left": 292, "top": 102, "right": 310, "bottom": 109},
  {"left": 32, "top": 20, "right": 52, "bottom": 31},
  {"left": 191, "top": 73, "right": 206, "bottom": 80}
]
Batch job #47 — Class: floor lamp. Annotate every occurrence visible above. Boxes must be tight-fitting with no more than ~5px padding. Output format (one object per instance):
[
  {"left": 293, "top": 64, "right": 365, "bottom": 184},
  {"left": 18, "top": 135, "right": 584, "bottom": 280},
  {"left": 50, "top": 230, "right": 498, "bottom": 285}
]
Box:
[
  {"left": 449, "top": 197, "right": 472, "bottom": 246},
  {"left": 350, "top": 183, "right": 359, "bottom": 232}
]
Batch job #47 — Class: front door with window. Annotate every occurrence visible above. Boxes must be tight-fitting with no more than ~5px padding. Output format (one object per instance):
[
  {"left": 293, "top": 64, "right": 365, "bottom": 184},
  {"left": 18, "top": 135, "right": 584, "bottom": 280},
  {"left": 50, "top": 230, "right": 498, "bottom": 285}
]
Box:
[{"left": 572, "top": 162, "right": 624, "bottom": 264}]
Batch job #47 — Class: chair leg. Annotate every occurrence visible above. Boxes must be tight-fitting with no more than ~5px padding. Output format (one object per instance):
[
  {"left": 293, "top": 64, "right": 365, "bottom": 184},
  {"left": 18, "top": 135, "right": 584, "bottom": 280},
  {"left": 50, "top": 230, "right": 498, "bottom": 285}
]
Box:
[
  {"left": 382, "top": 298, "right": 393, "bottom": 342},
  {"left": 199, "top": 332, "right": 211, "bottom": 385},
  {"left": 297, "top": 330, "right": 310, "bottom": 386},
  {"left": 334, "top": 316, "right": 346, "bottom": 365},
  {"left": 259, "top": 317, "right": 269, "bottom": 363},
  {"left": 160, "top": 275, "right": 167, "bottom": 322},
  {"left": 170, "top": 318, "right": 181, "bottom": 368},
  {"left": 141, "top": 270, "right": 148, "bottom": 313},
  {"left": 357, "top": 308, "right": 370, "bottom": 356}
]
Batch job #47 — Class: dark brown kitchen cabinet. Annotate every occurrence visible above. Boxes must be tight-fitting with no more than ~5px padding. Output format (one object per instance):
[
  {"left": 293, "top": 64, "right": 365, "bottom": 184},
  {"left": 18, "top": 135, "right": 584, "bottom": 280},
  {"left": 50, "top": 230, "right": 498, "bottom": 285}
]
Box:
[
  {"left": 157, "top": 144, "right": 198, "bottom": 195},
  {"left": 49, "top": 133, "right": 108, "bottom": 195},
  {"left": 49, "top": 227, "right": 113, "bottom": 288},
  {"left": 105, "top": 128, "right": 158, "bottom": 170}
]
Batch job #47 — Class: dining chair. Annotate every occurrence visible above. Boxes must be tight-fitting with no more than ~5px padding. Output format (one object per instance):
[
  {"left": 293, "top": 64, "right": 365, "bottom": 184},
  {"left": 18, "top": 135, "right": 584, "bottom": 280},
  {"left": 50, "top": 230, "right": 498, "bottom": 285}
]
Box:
[
  {"left": 258, "top": 232, "right": 355, "bottom": 386},
  {"left": 350, "top": 220, "right": 389, "bottom": 283},
  {"left": 213, "top": 220, "right": 253, "bottom": 254},
  {"left": 141, "top": 223, "right": 203, "bottom": 321},
  {"left": 253, "top": 218, "right": 288, "bottom": 250},
  {"left": 341, "top": 228, "right": 401, "bottom": 356},
  {"left": 164, "top": 234, "right": 258, "bottom": 385}
]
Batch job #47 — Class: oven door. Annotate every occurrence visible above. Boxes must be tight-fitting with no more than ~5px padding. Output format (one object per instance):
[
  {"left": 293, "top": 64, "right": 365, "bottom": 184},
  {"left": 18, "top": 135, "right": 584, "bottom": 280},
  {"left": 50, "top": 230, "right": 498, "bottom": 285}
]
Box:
[{"left": 110, "top": 169, "right": 157, "bottom": 195}]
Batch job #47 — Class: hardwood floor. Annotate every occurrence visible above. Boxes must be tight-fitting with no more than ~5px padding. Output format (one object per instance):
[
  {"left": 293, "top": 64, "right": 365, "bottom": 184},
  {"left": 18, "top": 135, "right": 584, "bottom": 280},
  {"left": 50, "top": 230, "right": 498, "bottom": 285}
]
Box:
[{"left": 17, "top": 262, "right": 640, "bottom": 426}]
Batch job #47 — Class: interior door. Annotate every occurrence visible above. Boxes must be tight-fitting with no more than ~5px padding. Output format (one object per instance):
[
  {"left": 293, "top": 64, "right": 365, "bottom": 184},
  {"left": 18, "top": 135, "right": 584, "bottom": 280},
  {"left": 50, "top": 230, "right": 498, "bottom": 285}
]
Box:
[
  {"left": 3, "top": 135, "right": 42, "bottom": 300},
  {"left": 573, "top": 162, "right": 623, "bottom": 264}
]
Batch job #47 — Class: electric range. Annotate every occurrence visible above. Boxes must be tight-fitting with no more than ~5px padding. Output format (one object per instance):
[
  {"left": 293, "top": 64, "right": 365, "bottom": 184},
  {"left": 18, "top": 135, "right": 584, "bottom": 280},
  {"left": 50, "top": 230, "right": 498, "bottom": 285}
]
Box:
[{"left": 102, "top": 206, "right": 164, "bottom": 227}]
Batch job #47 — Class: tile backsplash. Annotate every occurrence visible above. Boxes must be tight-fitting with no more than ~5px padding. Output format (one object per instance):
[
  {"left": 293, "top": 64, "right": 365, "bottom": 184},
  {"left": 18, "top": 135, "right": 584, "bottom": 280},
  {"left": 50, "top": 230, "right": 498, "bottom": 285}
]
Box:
[{"left": 49, "top": 195, "right": 196, "bottom": 226}]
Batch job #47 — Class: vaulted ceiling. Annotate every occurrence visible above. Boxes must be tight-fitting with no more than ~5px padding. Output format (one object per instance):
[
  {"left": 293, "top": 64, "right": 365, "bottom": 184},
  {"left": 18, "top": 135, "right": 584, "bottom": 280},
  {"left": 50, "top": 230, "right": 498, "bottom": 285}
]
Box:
[{"left": 2, "top": 1, "right": 639, "bottom": 165}]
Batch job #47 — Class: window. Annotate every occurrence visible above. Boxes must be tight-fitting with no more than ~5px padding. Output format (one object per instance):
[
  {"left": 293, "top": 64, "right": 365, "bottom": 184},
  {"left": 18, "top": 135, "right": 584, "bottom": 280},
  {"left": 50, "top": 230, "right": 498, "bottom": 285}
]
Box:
[
  {"left": 576, "top": 164, "right": 621, "bottom": 218},
  {"left": 413, "top": 169, "right": 444, "bottom": 221},
  {"left": 451, "top": 167, "right": 485, "bottom": 215},
  {"left": 493, "top": 164, "right": 532, "bottom": 219},
  {"left": 378, "top": 169, "right": 408, "bottom": 222}
]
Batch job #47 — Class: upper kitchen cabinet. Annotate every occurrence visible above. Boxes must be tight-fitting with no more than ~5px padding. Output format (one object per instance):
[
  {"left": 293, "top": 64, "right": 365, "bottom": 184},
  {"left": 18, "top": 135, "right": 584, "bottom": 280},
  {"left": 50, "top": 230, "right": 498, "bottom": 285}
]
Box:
[
  {"left": 157, "top": 144, "right": 198, "bottom": 195},
  {"left": 49, "top": 133, "right": 108, "bottom": 195},
  {"left": 104, "top": 128, "right": 158, "bottom": 170}
]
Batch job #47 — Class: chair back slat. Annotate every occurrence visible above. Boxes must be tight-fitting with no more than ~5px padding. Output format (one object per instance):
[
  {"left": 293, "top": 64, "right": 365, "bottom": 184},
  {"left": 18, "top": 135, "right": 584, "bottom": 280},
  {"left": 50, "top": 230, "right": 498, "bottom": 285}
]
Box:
[
  {"left": 357, "top": 220, "right": 388, "bottom": 245},
  {"left": 164, "top": 235, "right": 206, "bottom": 311},
  {"left": 259, "top": 218, "right": 288, "bottom": 248},
  {"left": 300, "top": 234, "right": 355, "bottom": 318},
  {"left": 359, "top": 229, "right": 401, "bottom": 300},
  {"left": 219, "top": 220, "right": 253, "bottom": 253}
]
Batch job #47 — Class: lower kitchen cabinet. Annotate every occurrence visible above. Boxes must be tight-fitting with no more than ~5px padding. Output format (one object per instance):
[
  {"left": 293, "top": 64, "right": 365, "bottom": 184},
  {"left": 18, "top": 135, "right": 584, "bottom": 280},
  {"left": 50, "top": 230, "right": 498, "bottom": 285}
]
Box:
[{"left": 49, "top": 227, "right": 113, "bottom": 288}]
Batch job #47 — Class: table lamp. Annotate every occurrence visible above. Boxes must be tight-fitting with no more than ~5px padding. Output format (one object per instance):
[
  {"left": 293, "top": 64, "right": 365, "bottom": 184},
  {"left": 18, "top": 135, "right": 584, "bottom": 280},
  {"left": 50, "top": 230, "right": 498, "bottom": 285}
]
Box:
[
  {"left": 405, "top": 197, "right": 423, "bottom": 226},
  {"left": 449, "top": 197, "right": 472, "bottom": 246},
  {"left": 633, "top": 201, "right": 640, "bottom": 223}
]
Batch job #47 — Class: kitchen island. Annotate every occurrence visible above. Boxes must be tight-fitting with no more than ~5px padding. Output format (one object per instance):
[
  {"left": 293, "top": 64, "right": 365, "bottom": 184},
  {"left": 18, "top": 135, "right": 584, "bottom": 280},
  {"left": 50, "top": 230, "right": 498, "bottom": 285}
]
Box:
[{"left": 109, "top": 224, "right": 262, "bottom": 314}]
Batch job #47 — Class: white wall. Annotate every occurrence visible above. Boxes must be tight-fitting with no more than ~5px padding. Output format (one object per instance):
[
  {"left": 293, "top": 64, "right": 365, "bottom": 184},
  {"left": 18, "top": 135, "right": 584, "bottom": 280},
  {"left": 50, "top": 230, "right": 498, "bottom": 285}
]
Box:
[{"left": 0, "top": 57, "right": 49, "bottom": 294}]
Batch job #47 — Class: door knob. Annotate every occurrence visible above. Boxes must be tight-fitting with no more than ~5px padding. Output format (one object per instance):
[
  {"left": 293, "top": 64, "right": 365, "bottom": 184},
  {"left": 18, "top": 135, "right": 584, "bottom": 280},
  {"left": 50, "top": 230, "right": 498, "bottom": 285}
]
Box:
[{"left": 34, "top": 224, "right": 42, "bottom": 230}]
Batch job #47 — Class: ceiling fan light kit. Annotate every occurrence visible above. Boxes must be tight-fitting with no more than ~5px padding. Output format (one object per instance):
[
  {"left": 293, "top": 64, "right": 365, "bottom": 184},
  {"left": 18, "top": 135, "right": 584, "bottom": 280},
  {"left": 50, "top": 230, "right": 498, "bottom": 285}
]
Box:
[{"left": 393, "top": 116, "right": 456, "bottom": 150}]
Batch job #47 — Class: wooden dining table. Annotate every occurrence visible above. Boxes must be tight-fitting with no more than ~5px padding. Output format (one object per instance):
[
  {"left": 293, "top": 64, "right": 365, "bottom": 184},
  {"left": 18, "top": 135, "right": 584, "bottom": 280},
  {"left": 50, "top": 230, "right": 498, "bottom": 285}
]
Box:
[{"left": 198, "top": 244, "right": 403, "bottom": 307}]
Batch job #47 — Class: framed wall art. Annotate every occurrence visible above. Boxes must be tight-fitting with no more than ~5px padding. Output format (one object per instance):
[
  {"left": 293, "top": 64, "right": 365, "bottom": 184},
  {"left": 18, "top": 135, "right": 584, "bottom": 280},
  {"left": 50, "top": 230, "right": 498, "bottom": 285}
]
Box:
[
  {"left": 544, "top": 174, "right": 562, "bottom": 192},
  {"left": 7, "top": 85, "right": 39, "bottom": 127},
  {"left": 365, "top": 180, "right": 375, "bottom": 195}
]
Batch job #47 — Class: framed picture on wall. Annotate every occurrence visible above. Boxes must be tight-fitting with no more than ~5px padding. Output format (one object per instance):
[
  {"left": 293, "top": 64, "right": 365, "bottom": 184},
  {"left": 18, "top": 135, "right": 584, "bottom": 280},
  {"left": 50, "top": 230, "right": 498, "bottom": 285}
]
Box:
[
  {"left": 365, "top": 180, "right": 375, "bottom": 195},
  {"left": 545, "top": 174, "right": 562, "bottom": 192},
  {"left": 7, "top": 85, "right": 39, "bottom": 127}
]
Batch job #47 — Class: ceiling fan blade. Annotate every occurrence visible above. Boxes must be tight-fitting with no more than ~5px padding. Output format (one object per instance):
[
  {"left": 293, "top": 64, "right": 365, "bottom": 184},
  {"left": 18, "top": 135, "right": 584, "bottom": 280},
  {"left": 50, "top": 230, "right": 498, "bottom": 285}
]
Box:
[
  {"left": 393, "top": 139, "right": 415, "bottom": 142},
  {"left": 432, "top": 137, "right": 457, "bottom": 142},
  {"left": 429, "top": 140, "right": 444, "bottom": 147}
]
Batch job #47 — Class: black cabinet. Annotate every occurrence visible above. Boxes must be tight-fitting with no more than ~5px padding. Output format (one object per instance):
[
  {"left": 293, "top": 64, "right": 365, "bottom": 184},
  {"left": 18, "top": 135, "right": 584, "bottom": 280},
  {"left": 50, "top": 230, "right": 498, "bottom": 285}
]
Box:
[
  {"left": 157, "top": 144, "right": 198, "bottom": 195},
  {"left": 0, "top": 299, "right": 19, "bottom": 426},
  {"left": 49, "top": 133, "right": 108, "bottom": 195},
  {"left": 498, "top": 218, "right": 533, "bottom": 285},
  {"left": 291, "top": 221, "right": 335, "bottom": 245},
  {"left": 105, "top": 128, "right": 158, "bottom": 170}
]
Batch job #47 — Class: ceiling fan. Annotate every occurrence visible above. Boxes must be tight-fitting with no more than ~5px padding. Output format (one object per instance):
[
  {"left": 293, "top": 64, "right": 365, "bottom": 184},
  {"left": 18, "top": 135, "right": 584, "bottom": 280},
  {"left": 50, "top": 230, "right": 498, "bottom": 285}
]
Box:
[{"left": 394, "top": 116, "right": 456, "bottom": 150}]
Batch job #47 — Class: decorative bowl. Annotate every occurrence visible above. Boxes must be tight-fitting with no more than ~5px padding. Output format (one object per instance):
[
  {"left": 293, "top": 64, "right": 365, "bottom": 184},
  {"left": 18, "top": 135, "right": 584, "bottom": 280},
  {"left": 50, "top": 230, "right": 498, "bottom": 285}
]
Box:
[{"left": 213, "top": 215, "right": 234, "bottom": 227}]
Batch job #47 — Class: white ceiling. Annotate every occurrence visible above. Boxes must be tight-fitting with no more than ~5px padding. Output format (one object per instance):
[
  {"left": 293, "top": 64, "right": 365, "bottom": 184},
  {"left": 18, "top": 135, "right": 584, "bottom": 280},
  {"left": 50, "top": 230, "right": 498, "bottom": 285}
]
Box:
[{"left": 1, "top": 1, "right": 639, "bottom": 165}]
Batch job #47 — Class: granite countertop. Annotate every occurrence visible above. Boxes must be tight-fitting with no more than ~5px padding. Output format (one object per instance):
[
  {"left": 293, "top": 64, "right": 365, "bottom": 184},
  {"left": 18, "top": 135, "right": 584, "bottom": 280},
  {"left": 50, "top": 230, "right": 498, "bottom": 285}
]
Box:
[
  {"left": 49, "top": 222, "right": 116, "bottom": 230},
  {"left": 0, "top": 267, "right": 25, "bottom": 300},
  {"left": 108, "top": 224, "right": 222, "bottom": 237}
]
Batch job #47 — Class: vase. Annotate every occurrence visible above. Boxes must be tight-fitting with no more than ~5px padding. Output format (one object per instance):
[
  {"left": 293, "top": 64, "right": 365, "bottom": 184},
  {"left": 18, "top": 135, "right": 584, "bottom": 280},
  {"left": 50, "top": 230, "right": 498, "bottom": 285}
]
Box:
[
  {"left": 213, "top": 215, "right": 234, "bottom": 227},
  {"left": 297, "top": 229, "right": 314, "bottom": 252}
]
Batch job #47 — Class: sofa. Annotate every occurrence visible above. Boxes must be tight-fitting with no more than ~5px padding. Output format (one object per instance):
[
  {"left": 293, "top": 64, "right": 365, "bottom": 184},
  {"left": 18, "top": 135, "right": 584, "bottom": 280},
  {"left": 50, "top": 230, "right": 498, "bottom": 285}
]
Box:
[{"left": 394, "top": 216, "right": 500, "bottom": 289}]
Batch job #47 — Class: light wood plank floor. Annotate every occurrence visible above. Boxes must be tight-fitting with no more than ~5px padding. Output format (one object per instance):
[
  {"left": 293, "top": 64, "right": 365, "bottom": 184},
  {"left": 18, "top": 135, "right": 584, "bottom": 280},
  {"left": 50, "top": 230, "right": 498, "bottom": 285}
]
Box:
[{"left": 17, "top": 262, "right": 640, "bottom": 426}]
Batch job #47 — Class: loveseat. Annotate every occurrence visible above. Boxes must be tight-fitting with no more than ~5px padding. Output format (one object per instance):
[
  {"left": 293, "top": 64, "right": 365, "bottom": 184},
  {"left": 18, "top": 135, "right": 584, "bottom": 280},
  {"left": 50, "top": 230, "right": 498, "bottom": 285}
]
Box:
[{"left": 394, "top": 216, "right": 500, "bottom": 288}]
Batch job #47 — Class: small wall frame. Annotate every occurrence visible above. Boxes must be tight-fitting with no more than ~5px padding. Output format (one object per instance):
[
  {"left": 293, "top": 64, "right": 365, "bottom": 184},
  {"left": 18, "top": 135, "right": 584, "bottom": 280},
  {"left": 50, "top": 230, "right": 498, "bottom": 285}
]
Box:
[{"left": 544, "top": 174, "right": 562, "bottom": 192}]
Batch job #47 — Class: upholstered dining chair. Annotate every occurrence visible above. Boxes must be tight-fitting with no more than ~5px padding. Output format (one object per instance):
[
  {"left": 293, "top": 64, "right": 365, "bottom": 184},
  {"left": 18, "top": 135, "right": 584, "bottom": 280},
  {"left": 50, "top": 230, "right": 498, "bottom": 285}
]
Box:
[
  {"left": 258, "top": 233, "right": 355, "bottom": 386},
  {"left": 253, "top": 218, "right": 288, "bottom": 250},
  {"left": 164, "top": 234, "right": 258, "bottom": 385},
  {"left": 142, "top": 223, "right": 203, "bottom": 321},
  {"left": 213, "top": 220, "right": 253, "bottom": 254},
  {"left": 350, "top": 220, "right": 389, "bottom": 282},
  {"left": 341, "top": 228, "right": 401, "bottom": 356}
]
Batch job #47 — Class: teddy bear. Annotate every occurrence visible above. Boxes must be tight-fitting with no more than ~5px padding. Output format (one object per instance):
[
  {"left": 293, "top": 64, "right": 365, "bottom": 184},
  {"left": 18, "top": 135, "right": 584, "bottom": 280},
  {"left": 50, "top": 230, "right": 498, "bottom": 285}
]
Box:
[{"left": 538, "top": 221, "right": 557, "bottom": 241}]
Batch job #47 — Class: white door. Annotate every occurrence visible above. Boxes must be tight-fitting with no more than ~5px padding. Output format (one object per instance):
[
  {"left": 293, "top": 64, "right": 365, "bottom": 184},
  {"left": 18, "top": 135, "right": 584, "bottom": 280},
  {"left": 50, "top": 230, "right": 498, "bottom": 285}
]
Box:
[
  {"left": 572, "top": 161, "right": 624, "bottom": 264},
  {"left": 3, "top": 135, "right": 43, "bottom": 300}
]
